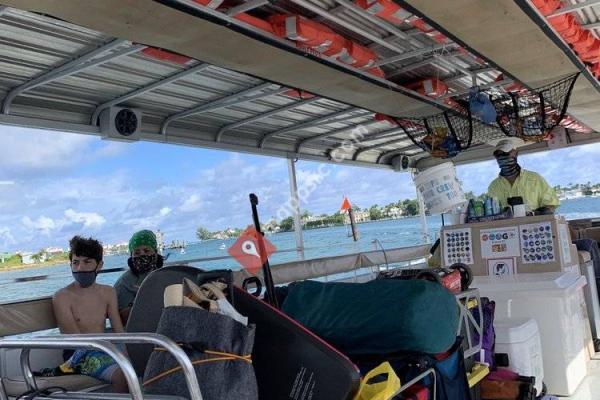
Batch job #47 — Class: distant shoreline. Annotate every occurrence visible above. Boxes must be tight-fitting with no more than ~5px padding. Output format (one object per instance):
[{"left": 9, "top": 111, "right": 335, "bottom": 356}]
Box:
[{"left": 0, "top": 258, "right": 72, "bottom": 273}]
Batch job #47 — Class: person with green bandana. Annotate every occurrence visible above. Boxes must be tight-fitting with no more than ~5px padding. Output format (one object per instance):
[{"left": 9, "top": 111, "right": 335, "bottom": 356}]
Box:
[
  {"left": 114, "top": 230, "right": 163, "bottom": 324},
  {"left": 488, "top": 137, "right": 560, "bottom": 215}
]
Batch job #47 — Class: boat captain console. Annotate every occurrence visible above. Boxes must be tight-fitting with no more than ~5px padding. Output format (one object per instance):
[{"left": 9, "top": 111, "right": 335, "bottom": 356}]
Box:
[
  {"left": 441, "top": 214, "right": 595, "bottom": 396},
  {"left": 440, "top": 214, "right": 578, "bottom": 276}
]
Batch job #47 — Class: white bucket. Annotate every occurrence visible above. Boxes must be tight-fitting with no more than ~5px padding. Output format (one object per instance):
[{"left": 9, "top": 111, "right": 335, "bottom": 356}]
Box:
[{"left": 414, "top": 162, "right": 466, "bottom": 214}]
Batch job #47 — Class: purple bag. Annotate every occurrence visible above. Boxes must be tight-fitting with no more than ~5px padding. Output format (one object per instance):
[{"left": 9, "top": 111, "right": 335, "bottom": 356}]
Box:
[{"left": 473, "top": 298, "right": 496, "bottom": 367}]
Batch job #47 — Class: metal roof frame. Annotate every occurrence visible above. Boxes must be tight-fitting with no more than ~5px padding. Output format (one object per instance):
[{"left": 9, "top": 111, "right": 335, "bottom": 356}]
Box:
[
  {"left": 295, "top": 120, "right": 381, "bottom": 153},
  {"left": 0, "top": 2, "right": 598, "bottom": 173},
  {"left": 90, "top": 63, "right": 211, "bottom": 125},
  {"left": 2, "top": 39, "right": 140, "bottom": 114},
  {"left": 216, "top": 97, "right": 322, "bottom": 143},
  {"left": 258, "top": 107, "right": 369, "bottom": 148},
  {"left": 160, "top": 82, "right": 283, "bottom": 136},
  {"left": 352, "top": 136, "right": 415, "bottom": 160}
]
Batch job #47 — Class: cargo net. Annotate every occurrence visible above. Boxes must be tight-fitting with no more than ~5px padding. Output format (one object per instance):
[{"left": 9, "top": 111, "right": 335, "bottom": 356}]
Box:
[
  {"left": 471, "top": 119, "right": 507, "bottom": 145},
  {"left": 489, "top": 73, "right": 579, "bottom": 141},
  {"left": 398, "top": 111, "right": 472, "bottom": 159}
]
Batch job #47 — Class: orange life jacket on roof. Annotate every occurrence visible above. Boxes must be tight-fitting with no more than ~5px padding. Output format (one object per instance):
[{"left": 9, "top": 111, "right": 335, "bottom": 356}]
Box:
[
  {"left": 141, "top": 48, "right": 194, "bottom": 66},
  {"left": 549, "top": 14, "right": 581, "bottom": 40},
  {"left": 235, "top": 13, "right": 275, "bottom": 34},
  {"left": 338, "top": 41, "right": 378, "bottom": 68},
  {"left": 570, "top": 30, "right": 596, "bottom": 53},
  {"left": 374, "top": 113, "right": 399, "bottom": 126},
  {"left": 579, "top": 40, "right": 600, "bottom": 62},
  {"left": 404, "top": 77, "right": 448, "bottom": 98},
  {"left": 407, "top": 17, "right": 449, "bottom": 44},
  {"left": 269, "top": 15, "right": 347, "bottom": 56},
  {"left": 531, "top": 0, "right": 561, "bottom": 16},
  {"left": 367, "top": 67, "right": 386, "bottom": 78},
  {"left": 283, "top": 89, "right": 316, "bottom": 99}
]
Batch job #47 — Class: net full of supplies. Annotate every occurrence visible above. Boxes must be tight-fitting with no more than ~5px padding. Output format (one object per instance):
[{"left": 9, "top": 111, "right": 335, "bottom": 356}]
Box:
[
  {"left": 374, "top": 108, "right": 505, "bottom": 159},
  {"left": 488, "top": 73, "right": 580, "bottom": 141},
  {"left": 399, "top": 110, "right": 473, "bottom": 158}
]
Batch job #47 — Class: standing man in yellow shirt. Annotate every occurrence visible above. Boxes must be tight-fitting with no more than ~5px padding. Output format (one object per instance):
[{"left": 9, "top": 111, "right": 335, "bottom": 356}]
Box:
[{"left": 488, "top": 138, "right": 559, "bottom": 215}]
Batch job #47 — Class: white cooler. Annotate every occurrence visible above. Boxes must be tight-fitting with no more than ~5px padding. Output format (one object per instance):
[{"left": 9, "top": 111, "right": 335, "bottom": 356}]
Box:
[
  {"left": 495, "top": 318, "right": 544, "bottom": 395},
  {"left": 473, "top": 271, "right": 588, "bottom": 396}
]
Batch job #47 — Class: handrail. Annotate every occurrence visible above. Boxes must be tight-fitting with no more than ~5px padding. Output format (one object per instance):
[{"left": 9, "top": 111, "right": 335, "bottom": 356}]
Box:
[
  {"left": 0, "top": 338, "right": 142, "bottom": 400},
  {"left": 0, "top": 377, "right": 8, "bottom": 400},
  {"left": 45, "top": 333, "right": 203, "bottom": 400},
  {"left": 20, "top": 348, "right": 37, "bottom": 391}
]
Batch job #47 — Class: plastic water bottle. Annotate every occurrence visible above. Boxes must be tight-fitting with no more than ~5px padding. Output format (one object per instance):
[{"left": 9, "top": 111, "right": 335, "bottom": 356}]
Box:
[
  {"left": 492, "top": 198, "right": 501, "bottom": 215},
  {"left": 474, "top": 201, "right": 485, "bottom": 217},
  {"left": 467, "top": 199, "right": 476, "bottom": 219},
  {"left": 484, "top": 197, "right": 493, "bottom": 216}
]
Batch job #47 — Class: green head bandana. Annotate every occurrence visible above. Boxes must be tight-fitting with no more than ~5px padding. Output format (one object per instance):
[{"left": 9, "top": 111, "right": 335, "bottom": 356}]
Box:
[{"left": 129, "top": 230, "right": 158, "bottom": 254}]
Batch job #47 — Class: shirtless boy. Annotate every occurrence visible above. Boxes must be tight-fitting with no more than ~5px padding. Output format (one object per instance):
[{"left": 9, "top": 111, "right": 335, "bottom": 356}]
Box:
[{"left": 52, "top": 235, "right": 128, "bottom": 392}]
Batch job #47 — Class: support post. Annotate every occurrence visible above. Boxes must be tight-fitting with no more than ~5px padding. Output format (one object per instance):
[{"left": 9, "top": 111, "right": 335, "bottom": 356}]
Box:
[
  {"left": 348, "top": 207, "right": 359, "bottom": 241},
  {"left": 287, "top": 158, "right": 305, "bottom": 259},
  {"left": 413, "top": 172, "right": 430, "bottom": 244}
]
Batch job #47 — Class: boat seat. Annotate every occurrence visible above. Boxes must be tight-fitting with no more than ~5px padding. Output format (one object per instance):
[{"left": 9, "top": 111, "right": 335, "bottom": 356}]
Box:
[
  {"left": 3, "top": 374, "right": 106, "bottom": 398},
  {"left": 125, "top": 265, "right": 202, "bottom": 376}
]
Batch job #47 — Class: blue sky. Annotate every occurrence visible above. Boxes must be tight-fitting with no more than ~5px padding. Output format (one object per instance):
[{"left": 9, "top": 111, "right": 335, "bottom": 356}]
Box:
[{"left": 1, "top": 125, "right": 598, "bottom": 252}]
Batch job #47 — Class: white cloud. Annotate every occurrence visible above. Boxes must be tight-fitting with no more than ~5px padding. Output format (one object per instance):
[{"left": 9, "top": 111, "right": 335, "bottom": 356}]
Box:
[
  {"left": 180, "top": 194, "right": 202, "bottom": 212},
  {"left": 159, "top": 207, "right": 172, "bottom": 217},
  {"left": 0, "top": 181, "right": 14, "bottom": 185},
  {"left": 64, "top": 209, "right": 106, "bottom": 228},
  {"left": 0, "top": 127, "right": 93, "bottom": 173},
  {"left": 0, "top": 127, "right": 127, "bottom": 181},
  {"left": 22, "top": 216, "right": 57, "bottom": 235}
]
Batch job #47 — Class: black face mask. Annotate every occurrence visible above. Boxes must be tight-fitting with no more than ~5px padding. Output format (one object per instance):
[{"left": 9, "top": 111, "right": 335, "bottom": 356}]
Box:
[
  {"left": 72, "top": 270, "right": 97, "bottom": 288},
  {"left": 128, "top": 254, "right": 158, "bottom": 275},
  {"left": 496, "top": 153, "right": 521, "bottom": 179}
]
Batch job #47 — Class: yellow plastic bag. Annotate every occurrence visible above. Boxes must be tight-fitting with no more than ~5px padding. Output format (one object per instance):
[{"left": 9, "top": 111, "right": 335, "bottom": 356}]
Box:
[{"left": 354, "top": 362, "right": 401, "bottom": 400}]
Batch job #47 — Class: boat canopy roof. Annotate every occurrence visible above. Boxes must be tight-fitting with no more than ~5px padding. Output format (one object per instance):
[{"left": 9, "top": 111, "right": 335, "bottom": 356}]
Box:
[{"left": 1, "top": 1, "right": 600, "bottom": 170}]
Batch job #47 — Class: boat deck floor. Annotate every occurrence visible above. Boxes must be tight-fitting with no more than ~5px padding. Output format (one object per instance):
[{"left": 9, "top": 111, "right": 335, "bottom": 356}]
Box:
[{"left": 566, "top": 357, "right": 600, "bottom": 399}]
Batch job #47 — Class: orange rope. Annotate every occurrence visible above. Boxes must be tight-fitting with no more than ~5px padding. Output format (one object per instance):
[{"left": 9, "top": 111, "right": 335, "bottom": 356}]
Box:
[
  {"left": 143, "top": 347, "right": 252, "bottom": 386},
  {"left": 204, "top": 349, "right": 252, "bottom": 363}
]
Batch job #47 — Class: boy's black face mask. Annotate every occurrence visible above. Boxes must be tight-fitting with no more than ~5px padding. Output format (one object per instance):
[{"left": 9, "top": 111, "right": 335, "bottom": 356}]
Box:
[{"left": 72, "top": 270, "right": 97, "bottom": 288}]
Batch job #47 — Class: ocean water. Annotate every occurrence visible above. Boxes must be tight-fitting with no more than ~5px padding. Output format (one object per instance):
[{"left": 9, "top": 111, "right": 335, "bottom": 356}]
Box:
[{"left": 1, "top": 197, "right": 599, "bottom": 303}]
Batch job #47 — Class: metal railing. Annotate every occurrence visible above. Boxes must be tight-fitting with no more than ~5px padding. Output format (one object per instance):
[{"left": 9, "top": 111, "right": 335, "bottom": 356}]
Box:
[{"left": 0, "top": 333, "right": 203, "bottom": 400}]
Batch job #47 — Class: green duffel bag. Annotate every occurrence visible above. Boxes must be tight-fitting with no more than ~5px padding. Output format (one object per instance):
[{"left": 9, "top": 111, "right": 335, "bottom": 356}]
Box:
[{"left": 281, "top": 279, "right": 459, "bottom": 355}]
